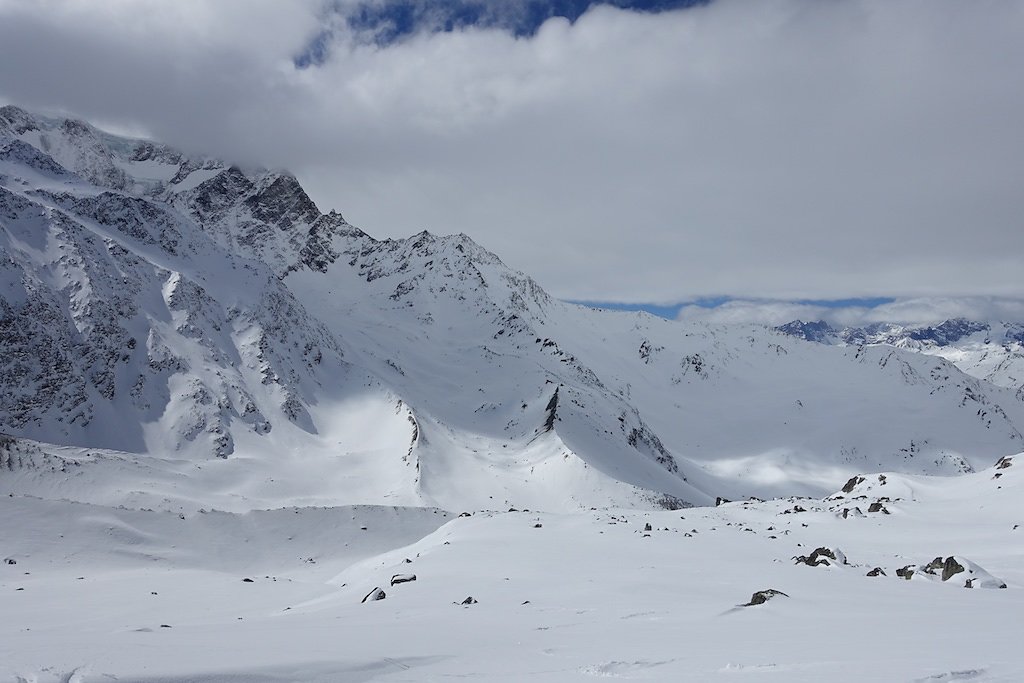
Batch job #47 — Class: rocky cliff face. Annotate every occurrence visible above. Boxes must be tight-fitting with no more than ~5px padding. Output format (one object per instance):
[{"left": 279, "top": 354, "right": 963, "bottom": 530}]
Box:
[{"left": 0, "top": 106, "right": 347, "bottom": 458}]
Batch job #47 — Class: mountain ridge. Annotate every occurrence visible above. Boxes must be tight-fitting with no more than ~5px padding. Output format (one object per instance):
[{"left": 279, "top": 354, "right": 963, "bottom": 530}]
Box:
[{"left": 3, "top": 105, "right": 1023, "bottom": 513}]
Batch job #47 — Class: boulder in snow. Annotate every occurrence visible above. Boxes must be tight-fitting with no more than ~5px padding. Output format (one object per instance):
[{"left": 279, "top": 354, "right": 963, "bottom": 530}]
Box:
[
  {"left": 842, "top": 475, "right": 866, "bottom": 493},
  {"left": 744, "top": 589, "right": 788, "bottom": 606},
  {"left": 896, "top": 565, "right": 916, "bottom": 580},
  {"left": 794, "top": 547, "right": 847, "bottom": 567},
  {"left": 949, "top": 556, "right": 1006, "bottom": 588},
  {"left": 898, "top": 556, "right": 1006, "bottom": 588}
]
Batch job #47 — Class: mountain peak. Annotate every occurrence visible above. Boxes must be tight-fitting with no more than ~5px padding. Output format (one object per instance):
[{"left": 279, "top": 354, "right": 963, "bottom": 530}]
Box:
[
  {"left": 0, "top": 104, "right": 38, "bottom": 135},
  {"left": 776, "top": 319, "right": 837, "bottom": 343}
]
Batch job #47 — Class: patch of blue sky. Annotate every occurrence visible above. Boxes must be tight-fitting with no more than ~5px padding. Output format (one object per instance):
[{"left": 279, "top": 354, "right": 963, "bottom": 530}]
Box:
[
  {"left": 571, "top": 296, "right": 896, "bottom": 320},
  {"left": 570, "top": 296, "right": 727, "bottom": 318},
  {"left": 569, "top": 301, "right": 686, "bottom": 318},
  {"left": 295, "top": 0, "right": 709, "bottom": 66}
]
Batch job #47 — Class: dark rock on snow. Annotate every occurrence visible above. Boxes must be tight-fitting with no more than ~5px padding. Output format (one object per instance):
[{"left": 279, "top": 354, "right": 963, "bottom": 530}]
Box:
[
  {"left": 842, "top": 475, "right": 865, "bottom": 493},
  {"left": 390, "top": 574, "right": 416, "bottom": 586},
  {"left": 794, "top": 547, "right": 845, "bottom": 567},
  {"left": 896, "top": 565, "right": 916, "bottom": 580},
  {"left": 744, "top": 589, "right": 789, "bottom": 606}
]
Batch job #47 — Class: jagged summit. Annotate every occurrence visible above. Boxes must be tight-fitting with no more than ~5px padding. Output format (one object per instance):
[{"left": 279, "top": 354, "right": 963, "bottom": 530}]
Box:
[
  {"left": 3, "top": 106, "right": 1024, "bottom": 514},
  {"left": 776, "top": 319, "right": 837, "bottom": 344}
]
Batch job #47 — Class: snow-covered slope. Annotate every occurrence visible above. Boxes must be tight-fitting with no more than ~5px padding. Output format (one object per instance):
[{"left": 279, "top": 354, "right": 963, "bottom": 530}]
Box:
[
  {"left": 3, "top": 105, "right": 1024, "bottom": 514},
  {"left": 1, "top": 454, "right": 1020, "bottom": 682},
  {"left": 779, "top": 318, "right": 1024, "bottom": 398}
]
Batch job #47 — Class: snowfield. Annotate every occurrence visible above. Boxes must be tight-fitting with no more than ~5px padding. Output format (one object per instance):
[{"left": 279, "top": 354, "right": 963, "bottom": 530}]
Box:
[
  {"left": 1, "top": 456, "right": 1021, "bottom": 682},
  {"left": 2, "top": 107, "right": 1024, "bottom": 681}
]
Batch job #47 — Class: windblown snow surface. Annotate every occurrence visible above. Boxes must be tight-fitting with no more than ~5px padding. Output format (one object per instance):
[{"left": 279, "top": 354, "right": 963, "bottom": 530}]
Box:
[{"left": 2, "top": 107, "right": 1023, "bottom": 681}]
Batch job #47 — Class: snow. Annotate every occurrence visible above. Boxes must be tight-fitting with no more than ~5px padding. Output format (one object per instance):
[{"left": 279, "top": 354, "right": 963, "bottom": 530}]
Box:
[
  {"left": 1, "top": 456, "right": 1021, "bottom": 682},
  {"left": 3, "top": 106, "right": 1024, "bottom": 681},
  {"left": 113, "top": 157, "right": 179, "bottom": 183},
  {"left": 168, "top": 166, "right": 223, "bottom": 192}
]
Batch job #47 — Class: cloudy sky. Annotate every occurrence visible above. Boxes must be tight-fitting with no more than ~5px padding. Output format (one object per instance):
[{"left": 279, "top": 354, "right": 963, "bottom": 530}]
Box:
[{"left": 1, "top": 0, "right": 1022, "bottom": 323}]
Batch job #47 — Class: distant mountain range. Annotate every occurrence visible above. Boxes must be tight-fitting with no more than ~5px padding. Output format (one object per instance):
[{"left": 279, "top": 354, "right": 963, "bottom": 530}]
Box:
[
  {"left": 777, "top": 318, "right": 1024, "bottom": 397},
  {"left": 777, "top": 318, "right": 1024, "bottom": 348},
  {"left": 3, "top": 105, "right": 1023, "bottom": 514}
]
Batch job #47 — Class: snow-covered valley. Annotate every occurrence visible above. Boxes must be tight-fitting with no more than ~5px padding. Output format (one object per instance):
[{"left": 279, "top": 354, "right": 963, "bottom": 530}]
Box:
[{"left": 2, "top": 106, "right": 1023, "bottom": 681}]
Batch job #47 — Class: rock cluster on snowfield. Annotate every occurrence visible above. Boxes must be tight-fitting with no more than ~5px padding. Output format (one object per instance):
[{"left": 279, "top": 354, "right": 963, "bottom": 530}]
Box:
[{"left": 894, "top": 556, "right": 1006, "bottom": 589}]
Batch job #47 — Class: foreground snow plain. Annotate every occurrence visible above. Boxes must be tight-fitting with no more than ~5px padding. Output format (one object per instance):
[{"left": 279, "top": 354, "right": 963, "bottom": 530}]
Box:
[{"left": 3, "top": 456, "right": 1021, "bottom": 682}]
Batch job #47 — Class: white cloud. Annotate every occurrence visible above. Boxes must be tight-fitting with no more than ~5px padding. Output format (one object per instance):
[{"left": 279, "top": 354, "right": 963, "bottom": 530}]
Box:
[
  {"left": 1, "top": 0, "right": 1022, "bottom": 303},
  {"left": 677, "top": 300, "right": 834, "bottom": 327},
  {"left": 859, "top": 298, "right": 1024, "bottom": 327},
  {"left": 677, "top": 297, "right": 1024, "bottom": 327}
]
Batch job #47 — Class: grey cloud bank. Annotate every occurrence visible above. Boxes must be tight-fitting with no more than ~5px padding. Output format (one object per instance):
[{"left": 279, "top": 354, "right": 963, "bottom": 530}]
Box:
[{"left": 0, "top": 0, "right": 1021, "bottom": 304}]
